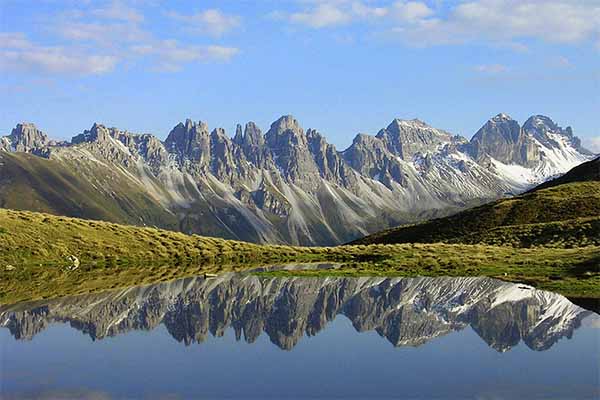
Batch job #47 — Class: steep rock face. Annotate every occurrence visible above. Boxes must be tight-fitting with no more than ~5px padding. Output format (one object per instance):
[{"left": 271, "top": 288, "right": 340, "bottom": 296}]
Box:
[
  {"left": 342, "top": 134, "right": 407, "bottom": 188},
  {"left": 0, "top": 123, "right": 49, "bottom": 155},
  {"left": 523, "top": 115, "right": 581, "bottom": 151},
  {"left": 466, "top": 113, "right": 539, "bottom": 167},
  {"left": 376, "top": 119, "right": 454, "bottom": 160},
  {"left": 165, "top": 119, "right": 211, "bottom": 166},
  {"left": 306, "top": 129, "right": 355, "bottom": 186},
  {"left": 233, "top": 122, "right": 270, "bottom": 167},
  {"left": 1, "top": 275, "right": 590, "bottom": 352},
  {"left": 0, "top": 114, "right": 593, "bottom": 245},
  {"left": 209, "top": 127, "right": 251, "bottom": 185},
  {"left": 264, "top": 115, "right": 322, "bottom": 189}
]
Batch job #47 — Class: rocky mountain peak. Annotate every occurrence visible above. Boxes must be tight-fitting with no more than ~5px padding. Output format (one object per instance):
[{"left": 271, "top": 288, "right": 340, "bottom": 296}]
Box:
[
  {"left": 522, "top": 115, "right": 592, "bottom": 156},
  {"left": 71, "top": 123, "right": 112, "bottom": 144},
  {"left": 388, "top": 118, "right": 429, "bottom": 129},
  {"left": 466, "top": 113, "right": 538, "bottom": 166},
  {"left": 376, "top": 118, "right": 452, "bottom": 160},
  {"left": 263, "top": 116, "right": 323, "bottom": 186},
  {"left": 242, "top": 122, "right": 264, "bottom": 147},
  {"left": 1, "top": 122, "right": 49, "bottom": 154},
  {"left": 265, "top": 115, "right": 307, "bottom": 148},
  {"left": 210, "top": 127, "right": 227, "bottom": 140},
  {"left": 165, "top": 119, "right": 211, "bottom": 163},
  {"left": 492, "top": 113, "right": 513, "bottom": 122},
  {"left": 233, "top": 124, "right": 243, "bottom": 144},
  {"left": 271, "top": 114, "right": 301, "bottom": 133},
  {"left": 523, "top": 115, "right": 559, "bottom": 131},
  {"left": 232, "top": 122, "right": 268, "bottom": 167}
]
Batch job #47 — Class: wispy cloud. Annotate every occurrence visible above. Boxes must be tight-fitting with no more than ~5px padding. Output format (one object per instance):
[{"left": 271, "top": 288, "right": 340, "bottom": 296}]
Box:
[
  {"left": 167, "top": 9, "right": 242, "bottom": 37},
  {"left": 0, "top": 32, "right": 118, "bottom": 75},
  {"left": 0, "top": 2, "right": 243, "bottom": 76},
  {"left": 56, "top": 22, "right": 149, "bottom": 46},
  {"left": 388, "top": 0, "right": 600, "bottom": 47},
  {"left": 281, "top": 0, "right": 388, "bottom": 28},
  {"left": 131, "top": 40, "right": 239, "bottom": 72},
  {"left": 91, "top": 0, "right": 145, "bottom": 23},
  {"left": 290, "top": 3, "right": 353, "bottom": 28},
  {"left": 277, "top": 0, "right": 600, "bottom": 49}
]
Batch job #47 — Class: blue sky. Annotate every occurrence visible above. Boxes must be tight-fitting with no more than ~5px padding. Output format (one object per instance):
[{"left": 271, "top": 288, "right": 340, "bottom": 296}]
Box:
[{"left": 1, "top": 0, "right": 599, "bottom": 151}]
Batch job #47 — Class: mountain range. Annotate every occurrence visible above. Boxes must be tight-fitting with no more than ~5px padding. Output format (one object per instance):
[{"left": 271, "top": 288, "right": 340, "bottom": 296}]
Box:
[
  {"left": 0, "top": 113, "right": 594, "bottom": 245},
  {"left": 0, "top": 274, "right": 591, "bottom": 352}
]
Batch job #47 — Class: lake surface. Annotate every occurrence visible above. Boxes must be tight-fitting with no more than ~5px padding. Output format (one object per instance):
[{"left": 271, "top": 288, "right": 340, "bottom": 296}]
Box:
[{"left": 1, "top": 271, "right": 598, "bottom": 399}]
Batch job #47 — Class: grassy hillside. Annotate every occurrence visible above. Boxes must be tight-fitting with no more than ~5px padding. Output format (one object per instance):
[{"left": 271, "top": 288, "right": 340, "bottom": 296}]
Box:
[
  {"left": 353, "top": 158, "right": 600, "bottom": 247},
  {"left": 1, "top": 208, "right": 598, "bottom": 303}
]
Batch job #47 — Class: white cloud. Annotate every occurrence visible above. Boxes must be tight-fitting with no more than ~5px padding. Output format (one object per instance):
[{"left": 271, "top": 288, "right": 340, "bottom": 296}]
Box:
[
  {"left": 290, "top": 3, "right": 352, "bottom": 28},
  {"left": 351, "top": 2, "right": 388, "bottom": 18},
  {"left": 56, "top": 22, "right": 149, "bottom": 46},
  {"left": 5, "top": 2, "right": 243, "bottom": 75},
  {"left": 387, "top": 0, "right": 600, "bottom": 47},
  {"left": 91, "top": 0, "right": 145, "bottom": 23},
  {"left": 167, "top": 9, "right": 241, "bottom": 37},
  {"left": 392, "top": 1, "right": 433, "bottom": 22},
  {"left": 582, "top": 136, "right": 600, "bottom": 154},
  {"left": 279, "top": 0, "right": 600, "bottom": 48},
  {"left": 474, "top": 64, "right": 509, "bottom": 74},
  {"left": 131, "top": 40, "right": 239, "bottom": 72},
  {"left": 0, "top": 37, "right": 119, "bottom": 75},
  {"left": 285, "top": 0, "right": 388, "bottom": 28},
  {"left": 0, "top": 33, "right": 118, "bottom": 75}
]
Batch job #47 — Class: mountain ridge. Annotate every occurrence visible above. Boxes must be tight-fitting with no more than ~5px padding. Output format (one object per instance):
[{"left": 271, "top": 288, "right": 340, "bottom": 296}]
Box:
[{"left": 0, "top": 113, "right": 594, "bottom": 245}]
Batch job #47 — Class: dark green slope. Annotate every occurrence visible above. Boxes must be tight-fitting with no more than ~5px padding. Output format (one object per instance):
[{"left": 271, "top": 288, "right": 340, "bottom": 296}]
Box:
[
  {"left": 353, "top": 157, "right": 600, "bottom": 247},
  {"left": 0, "top": 152, "right": 178, "bottom": 229}
]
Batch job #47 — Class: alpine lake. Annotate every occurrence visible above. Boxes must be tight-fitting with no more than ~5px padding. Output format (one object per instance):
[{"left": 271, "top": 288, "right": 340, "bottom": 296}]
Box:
[{"left": 1, "top": 263, "right": 598, "bottom": 400}]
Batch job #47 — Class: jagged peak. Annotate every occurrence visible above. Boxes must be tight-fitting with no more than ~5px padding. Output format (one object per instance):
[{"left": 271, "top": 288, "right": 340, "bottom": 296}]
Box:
[
  {"left": 233, "top": 124, "right": 243, "bottom": 143},
  {"left": 233, "top": 122, "right": 263, "bottom": 147},
  {"left": 3, "top": 122, "right": 50, "bottom": 154},
  {"left": 490, "top": 113, "right": 515, "bottom": 123},
  {"left": 350, "top": 133, "right": 382, "bottom": 146},
  {"left": 265, "top": 115, "right": 307, "bottom": 149},
  {"left": 306, "top": 128, "right": 323, "bottom": 140},
  {"left": 11, "top": 122, "right": 46, "bottom": 136},
  {"left": 244, "top": 122, "right": 262, "bottom": 142},
  {"left": 210, "top": 127, "right": 228, "bottom": 140},
  {"left": 170, "top": 119, "right": 208, "bottom": 132},
  {"left": 387, "top": 118, "right": 431, "bottom": 129},
  {"left": 13, "top": 121, "right": 40, "bottom": 130},
  {"left": 269, "top": 115, "right": 302, "bottom": 134},
  {"left": 523, "top": 115, "right": 560, "bottom": 131}
]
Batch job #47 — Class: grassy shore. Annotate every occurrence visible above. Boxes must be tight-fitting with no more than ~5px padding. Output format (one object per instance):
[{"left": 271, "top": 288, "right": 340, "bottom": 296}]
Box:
[{"left": 1, "top": 208, "right": 598, "bottom": 304}]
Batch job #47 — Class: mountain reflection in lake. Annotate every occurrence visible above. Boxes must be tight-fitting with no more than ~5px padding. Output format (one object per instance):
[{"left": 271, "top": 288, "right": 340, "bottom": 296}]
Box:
[{"left": 1, "top": 273, "right": 599, "bottom": 399}]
